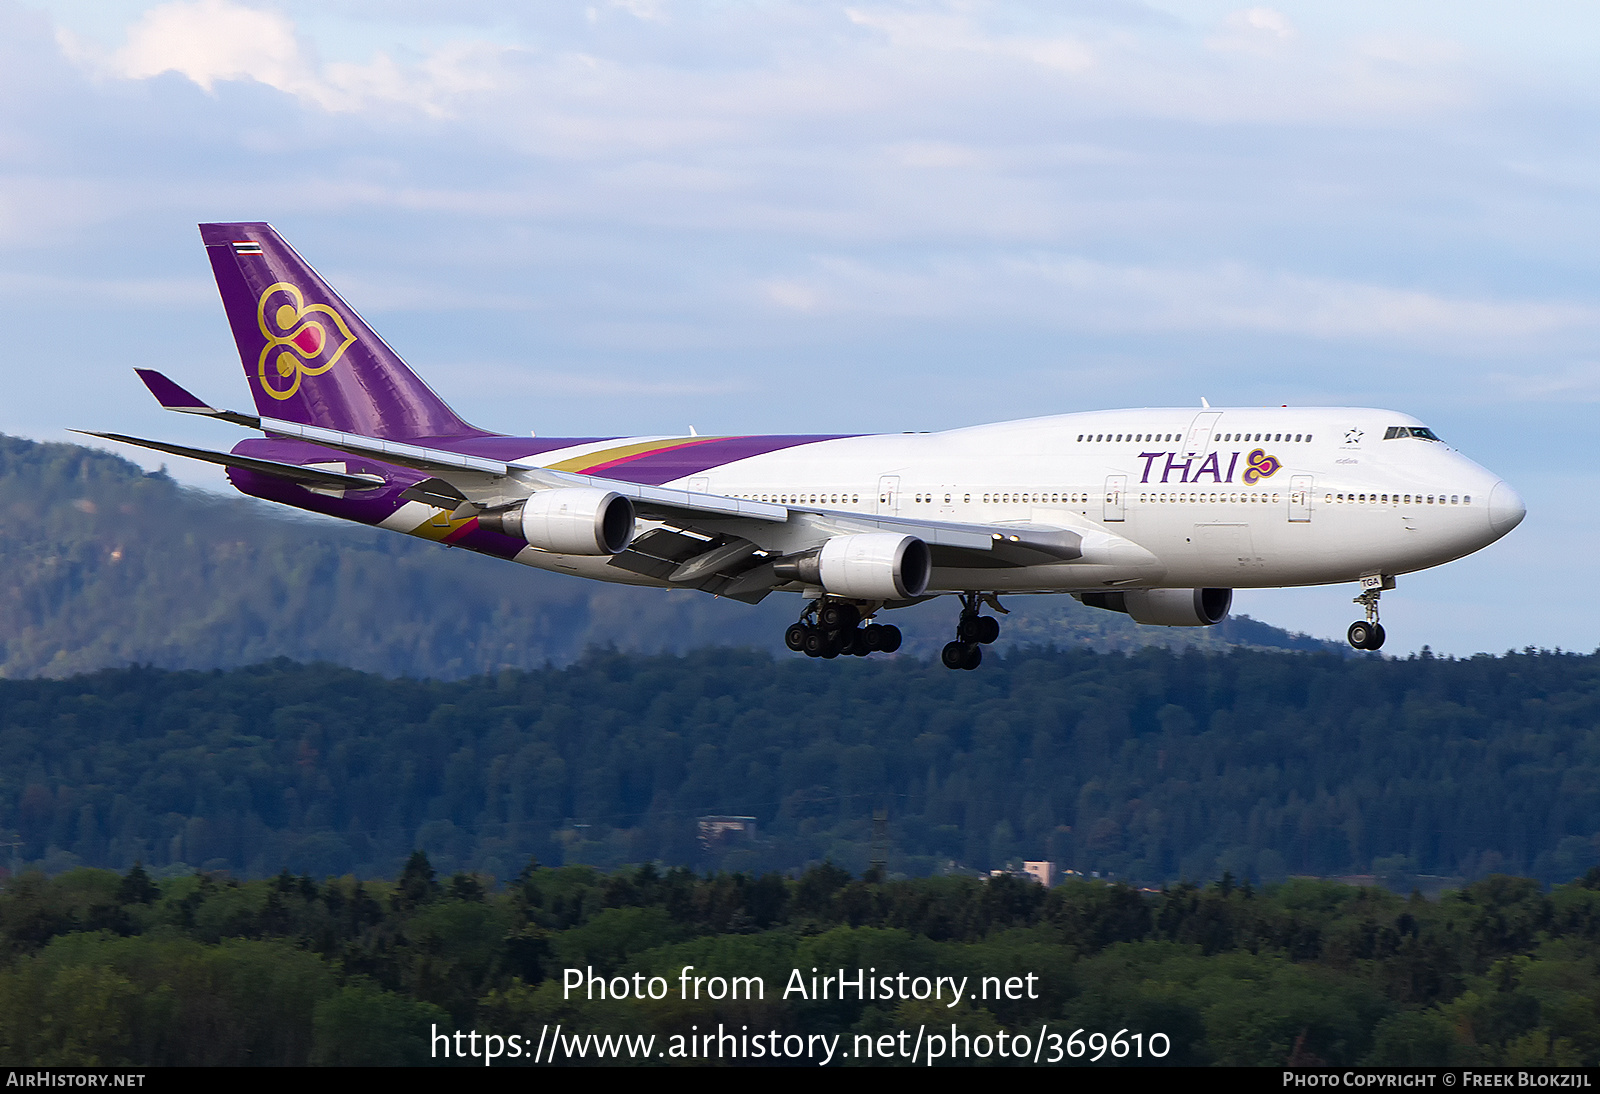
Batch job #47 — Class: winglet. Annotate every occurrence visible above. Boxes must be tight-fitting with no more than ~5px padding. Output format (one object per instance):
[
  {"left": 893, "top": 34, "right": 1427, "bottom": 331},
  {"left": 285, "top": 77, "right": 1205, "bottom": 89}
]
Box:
[
  {"left": 134, "top": 369, "right": 260, "bottom": 428},
  {"left": 136, "top": 369, "right": 211, "bottom": 411}
]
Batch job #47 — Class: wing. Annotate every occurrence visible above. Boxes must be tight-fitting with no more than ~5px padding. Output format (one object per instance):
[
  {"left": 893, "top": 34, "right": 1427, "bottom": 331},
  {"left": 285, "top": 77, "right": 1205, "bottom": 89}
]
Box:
[
  {"left": 117, "top": 370, "right": 1113, "bottom": 600},
  {"left": 251, "top": 415, "right": 1085, "bottom": 554}
]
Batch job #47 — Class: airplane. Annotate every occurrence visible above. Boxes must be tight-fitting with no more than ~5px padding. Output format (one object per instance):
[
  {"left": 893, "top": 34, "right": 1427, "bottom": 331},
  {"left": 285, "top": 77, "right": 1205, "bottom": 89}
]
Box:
[{"left": 82, "top": 222, "right": 1527, "bottom": 669}]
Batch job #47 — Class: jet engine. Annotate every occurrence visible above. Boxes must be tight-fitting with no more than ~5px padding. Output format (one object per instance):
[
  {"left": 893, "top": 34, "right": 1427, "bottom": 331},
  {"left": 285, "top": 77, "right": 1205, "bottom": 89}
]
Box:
[
  {"left": 1075, "top": 588, "right": 1232, "bottom": 627},
  {"left": 478, "top": 488, "right": 635, "bottom": 555},
  {"left": 772, "top": 533, "right": 931, "bottom": 600}
]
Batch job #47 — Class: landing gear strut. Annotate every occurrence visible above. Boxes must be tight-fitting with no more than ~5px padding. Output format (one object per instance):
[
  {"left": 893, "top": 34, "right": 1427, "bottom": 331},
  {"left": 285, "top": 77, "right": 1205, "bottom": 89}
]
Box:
[
  {"left": 786, "top": 599, "right": 901, "bottom": 659},
  {"left": 1347, "top": 579, "right": 1390, "bottom": 651},
  {"left": 942, "top": 592, "right": 1001, "bottom": 670}
]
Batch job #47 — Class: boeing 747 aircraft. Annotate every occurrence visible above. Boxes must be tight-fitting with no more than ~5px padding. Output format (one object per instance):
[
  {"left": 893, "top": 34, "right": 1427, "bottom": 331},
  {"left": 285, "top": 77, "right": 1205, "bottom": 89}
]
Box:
[{"left": 84, "top": 223, "right": 1526, "bottom": 668}]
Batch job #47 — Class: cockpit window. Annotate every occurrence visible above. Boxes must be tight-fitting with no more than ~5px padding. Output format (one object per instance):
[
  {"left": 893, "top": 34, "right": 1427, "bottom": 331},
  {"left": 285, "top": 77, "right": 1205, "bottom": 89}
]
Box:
[{"left": 1384, "top": 426, "right": 1442, "bottom": 442}]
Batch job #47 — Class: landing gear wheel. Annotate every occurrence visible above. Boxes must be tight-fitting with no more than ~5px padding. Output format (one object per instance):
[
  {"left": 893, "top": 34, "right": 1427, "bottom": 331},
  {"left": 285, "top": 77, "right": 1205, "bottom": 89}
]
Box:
[
  {"left": 974, "top": 616, "right": 1000, "bottom": 644},
  {"left": 794, "top": 611, "right": 900, "bottom": 660},
  {"left": 942, "top": 642, "right": 982, "bottom": 670},
  {"left": 820, "top": 603, "right": 859, "bottom": 630},
  {"left": 1347, "top": 621, "right": 1375, "bottom": 650},
  {"left": 1367, "top": 623, "right": 1386, "bottom": 651}
]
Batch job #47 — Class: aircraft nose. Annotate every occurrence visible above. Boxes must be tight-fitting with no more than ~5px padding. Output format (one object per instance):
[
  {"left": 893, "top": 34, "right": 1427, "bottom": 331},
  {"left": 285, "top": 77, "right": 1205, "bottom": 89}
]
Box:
[{"left": 1488, "top": 480, "right": 1526, "bottom": 535}]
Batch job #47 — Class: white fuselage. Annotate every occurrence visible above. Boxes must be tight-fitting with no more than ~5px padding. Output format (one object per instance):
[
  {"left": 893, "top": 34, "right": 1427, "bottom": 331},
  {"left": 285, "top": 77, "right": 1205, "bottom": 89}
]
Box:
[{"left": 510, "top": 407, "right": 1522, "bottom": 596}]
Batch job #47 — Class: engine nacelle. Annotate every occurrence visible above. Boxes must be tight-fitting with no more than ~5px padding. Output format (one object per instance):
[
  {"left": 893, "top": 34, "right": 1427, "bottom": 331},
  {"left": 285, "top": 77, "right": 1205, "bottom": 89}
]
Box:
[
  {"left": 774, "top": 533, "right": 931, "bottom": 600},
  {"left": 480, "top": 488, "right": 635, "bottom": 555},
  {"left": 1076, "top": 588, "right": 1232, "bottom": 627}
]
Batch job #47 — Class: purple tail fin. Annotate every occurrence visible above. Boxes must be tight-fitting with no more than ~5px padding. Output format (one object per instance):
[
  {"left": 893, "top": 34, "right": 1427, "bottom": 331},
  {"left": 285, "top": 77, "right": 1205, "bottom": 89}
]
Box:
[{"left": 200, "top": 222, "right": 482, "bottom": 439}]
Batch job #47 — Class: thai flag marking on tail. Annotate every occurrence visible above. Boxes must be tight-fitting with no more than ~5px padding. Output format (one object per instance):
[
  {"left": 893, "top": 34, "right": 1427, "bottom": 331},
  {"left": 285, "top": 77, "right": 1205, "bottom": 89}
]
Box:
[{"left": 231, "top": 240, "right": 263, "bottom": 256}]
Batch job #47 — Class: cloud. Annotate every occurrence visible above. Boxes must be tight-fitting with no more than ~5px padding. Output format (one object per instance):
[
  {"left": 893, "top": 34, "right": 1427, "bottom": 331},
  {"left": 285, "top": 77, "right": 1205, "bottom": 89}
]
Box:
[
  {"left": 1236, "top": 8, "right": 1293, "bottom": 38},
  {"left": 844, "top": 6, "right": 1097, "bottom": 74},
  {"left": 1492, "top": 361, "right": 1600, "bottom": 402},
  {"left": 0, "top": 271, "right": 213, "bottom": 307},
  {"left": 1207, "top": 7, "right": 1295, "bottom": 56},
  {"left": 61, "top": 0, "right": 513, "bottom": 115},
  {"left": 756, "top": 254, "right": 1600, "bottom": 349},
  {"left": 109, "top": 0, "right": 308, "bottom": 93},
  {"left": 50, "top": 0, "right": 1480, "bottom": 145},
  {"left": 608, "top": 0, "right": 672, "bottom": 22},
  {"left": 426, "top": 361, "right": 746, "bottom": 400}
]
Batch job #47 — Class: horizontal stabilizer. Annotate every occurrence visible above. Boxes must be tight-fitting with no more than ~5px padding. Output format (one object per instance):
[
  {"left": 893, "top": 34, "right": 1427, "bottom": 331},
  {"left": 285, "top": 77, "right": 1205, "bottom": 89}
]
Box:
[
  {"left": 135, "top": 369, "right": 261, "bottom": 428},
  {"left": 74, "top": 431, "right": 386, "bottom": 492}
]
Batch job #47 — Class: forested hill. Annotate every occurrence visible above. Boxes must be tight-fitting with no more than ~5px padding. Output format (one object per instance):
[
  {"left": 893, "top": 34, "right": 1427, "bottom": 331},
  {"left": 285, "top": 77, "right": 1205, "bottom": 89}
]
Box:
[
  {"left": 0, "top": 434, "right": 1333, "bottom": 678},
  {"left": 4, "top": 646, "right": 1597, "bottom": 887}
]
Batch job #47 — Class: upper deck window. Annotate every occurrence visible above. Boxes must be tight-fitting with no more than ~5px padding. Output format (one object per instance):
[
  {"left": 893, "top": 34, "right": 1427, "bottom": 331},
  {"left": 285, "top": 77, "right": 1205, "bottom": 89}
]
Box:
[{"left": 1384, "top": 426, "right": 1443, "bottom": 441}]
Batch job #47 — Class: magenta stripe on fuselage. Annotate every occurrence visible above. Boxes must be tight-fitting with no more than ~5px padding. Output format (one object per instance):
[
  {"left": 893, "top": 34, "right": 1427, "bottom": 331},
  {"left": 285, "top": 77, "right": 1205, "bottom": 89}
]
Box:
[{"left": 568, "top": 434, "right": 854, "bottom": 485}]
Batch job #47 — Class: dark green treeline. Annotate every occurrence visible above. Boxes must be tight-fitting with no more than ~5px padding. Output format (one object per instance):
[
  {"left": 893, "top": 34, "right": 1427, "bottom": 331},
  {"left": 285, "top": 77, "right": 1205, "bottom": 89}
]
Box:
[
  {"left": 1, "top": 645, "right": 1597, "bottom": 885},
  {"left": 6, "top": 860, "right": 1600, "bottom": 1065}
]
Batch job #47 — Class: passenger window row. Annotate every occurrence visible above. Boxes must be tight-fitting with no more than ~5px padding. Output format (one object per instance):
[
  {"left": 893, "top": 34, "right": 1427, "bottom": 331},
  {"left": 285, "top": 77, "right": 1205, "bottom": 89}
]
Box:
[
  {"left": 723, "top": 488, "right": 1472, "bottom": 510},
  {"left": 730, "top": 494, "right": 862, "bottom": 505},
  {"left": 1139, "top": 493, "right": 1281, "bottom": 504},
  {"left": 1330, "top": 493, "right": 1470, "bottom": 505},
  {"left": 1077, "top": 431, "right": 1313, "bottom": 443}
]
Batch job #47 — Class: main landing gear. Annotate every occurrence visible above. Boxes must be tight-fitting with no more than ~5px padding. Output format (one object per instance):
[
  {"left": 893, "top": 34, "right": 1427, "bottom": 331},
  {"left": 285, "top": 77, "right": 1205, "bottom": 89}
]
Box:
[
  {"left": 785, "top": 600, "right": 902, "bottom": 659},
  {"left": 1347, "top": 578, "right": 1391, "bottom": 651},
  {"left": 942, "top": 592, "right": 1001, "bottom": 670}
]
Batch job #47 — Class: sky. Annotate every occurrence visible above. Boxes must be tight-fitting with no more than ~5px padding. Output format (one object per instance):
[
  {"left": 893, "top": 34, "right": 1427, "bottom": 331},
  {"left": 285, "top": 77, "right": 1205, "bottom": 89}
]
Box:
[{"left": 1, "top": 0, "right": 1595, "bottom": 656}]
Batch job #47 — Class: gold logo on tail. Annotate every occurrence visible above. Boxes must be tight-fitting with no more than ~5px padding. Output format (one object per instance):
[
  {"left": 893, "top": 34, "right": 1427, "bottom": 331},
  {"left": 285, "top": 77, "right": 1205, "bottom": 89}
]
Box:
[{"left": 255, "top": 282, "right": 357, "bottom": 400}]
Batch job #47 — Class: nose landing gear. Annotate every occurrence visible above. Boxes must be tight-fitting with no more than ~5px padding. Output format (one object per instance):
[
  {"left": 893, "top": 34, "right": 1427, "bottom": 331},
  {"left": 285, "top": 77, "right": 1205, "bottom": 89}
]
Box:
[
  {"left": 1347, "top": 617, "right": 1385, "bottom": 651},
  {"left": 941, "top": 592, "right": 1002, "bottom": 670},
  {"left": 1347, "top": 577, "right": 1393, "bottom": 651}
]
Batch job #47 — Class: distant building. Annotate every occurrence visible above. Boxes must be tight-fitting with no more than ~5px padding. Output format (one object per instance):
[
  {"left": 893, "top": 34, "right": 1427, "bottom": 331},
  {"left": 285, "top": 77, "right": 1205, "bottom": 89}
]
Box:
[
  {"left": 698, "top": 816, "right": 757, "bottom": 852},
  {"left": 987, "top": 861, "right": 1060, "bottom": 887}
]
